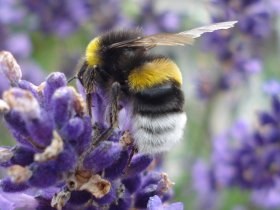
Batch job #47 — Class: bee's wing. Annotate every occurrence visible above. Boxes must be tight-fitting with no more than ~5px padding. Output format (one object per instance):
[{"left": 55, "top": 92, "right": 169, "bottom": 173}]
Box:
[{"left": 109, "top": 21, "right": 237, "bottom": 49}]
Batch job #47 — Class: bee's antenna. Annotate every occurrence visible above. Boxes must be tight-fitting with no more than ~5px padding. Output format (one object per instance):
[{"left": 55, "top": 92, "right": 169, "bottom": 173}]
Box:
[{"left": 67, "top": 75, "right": 77, "bottom": 83}]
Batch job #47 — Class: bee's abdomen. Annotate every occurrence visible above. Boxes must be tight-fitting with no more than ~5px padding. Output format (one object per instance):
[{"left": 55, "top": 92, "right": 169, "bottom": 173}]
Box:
[{"left": 132, "top": 83, "right": 186, "bottom": 154}]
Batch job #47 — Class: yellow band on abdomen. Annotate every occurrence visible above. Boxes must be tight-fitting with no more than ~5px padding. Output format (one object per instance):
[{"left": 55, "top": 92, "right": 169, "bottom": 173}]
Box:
[{"left": 128, "top": 58, "right": 182, "bottom": 91}]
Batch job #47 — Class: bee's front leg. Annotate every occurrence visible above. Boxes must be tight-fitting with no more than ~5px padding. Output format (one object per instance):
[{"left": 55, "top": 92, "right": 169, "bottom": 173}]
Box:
[
  {"left": 93, "top": 82, "right": 121, "bottom": 145},
  {"left": 108, "top": 82, "right": 121, "bottom": 128},
  {"left": 86, "top": 93, "right": 92, "bottom": 117}
]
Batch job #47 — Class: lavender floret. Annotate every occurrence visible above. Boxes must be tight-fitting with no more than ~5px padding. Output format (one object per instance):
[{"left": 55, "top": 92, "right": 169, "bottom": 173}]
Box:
[
  {"left": 147, "top": 195, "right": 184, "bottom": 210},
  {"left": 83, "top": 141, "right": 122, "bottom": 173}
]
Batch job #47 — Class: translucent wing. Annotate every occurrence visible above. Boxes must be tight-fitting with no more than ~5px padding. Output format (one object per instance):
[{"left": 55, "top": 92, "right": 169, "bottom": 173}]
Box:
[{"left": 109, "top": 21, "right": 237, "bottom": 49}]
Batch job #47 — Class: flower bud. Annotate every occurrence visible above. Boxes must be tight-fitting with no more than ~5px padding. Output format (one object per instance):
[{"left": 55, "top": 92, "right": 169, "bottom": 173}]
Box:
[
  {"left": 105, "top": 150, "right": 129, "bottom": 180},
  {"left": 109, "top": 192, "right": 131, "bottom": 210},
  {"left": 0, "top": 51, "right": 22, "bottom": 86},
  {"left": 18, "top": 80, "right": 41, "bottom": 101},
  {"left": 122, "top": 174, "right": 142, "bottom": 194},
  {"left": 134, "top": 184, "right": 157, "bottom": 208},
  {"left": 3, "top": 88, "right": 40, "bottom": 119},
  {"left": 28, "top": 164, "right": 59, "bottom": 188},
  {"left": 51, "top": 87, "right": 75, "bottom": 128},
  {"left": 83, "top": 141, "right": 122, "bottom": 173},
  {"left": 0, "top": 147, "right": 13, "bottom": 164},
  {"left": 43, "top": 72, "right": 67, "bottom": 111},
  {"left": 0, "top": 178, "right": 29, "bottom": 192},
  {"left": 125, "top": 154, "right": 153, "bottom": 177},
  {"left": 0, "top": 99, "right": 10, "bottom": 114},
  {"left": 11, "top": 146, "right": 35, "bottom": 166},
  {"left": 60, "top": 117, "right": 85, "bottom": 141}
]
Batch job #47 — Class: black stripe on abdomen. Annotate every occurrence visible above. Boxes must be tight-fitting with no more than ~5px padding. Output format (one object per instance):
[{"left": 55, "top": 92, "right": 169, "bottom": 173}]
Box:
[
  {"left": 133, "top": 83, "right": 184, "bottom": 116},
  {"left": 131, "top": 83, "right": 186, "bottom": 154}
]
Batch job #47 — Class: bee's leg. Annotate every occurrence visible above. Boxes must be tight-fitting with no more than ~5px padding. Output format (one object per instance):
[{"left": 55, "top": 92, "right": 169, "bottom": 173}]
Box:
[
  {"left": 128, "top": 146, "right": 137, "bottom": 167},
  {"left": 86, "top": 93, "right": 92, "bottom": 117},
  {"left": 108, "top": 82, "right": 121, "bottom": 129},
  {"left": 123, "top": 146, "right": 138, "bottom": 175},
  {"left": 93, "top": 82, "right": 121, "bottom": 145},
  {"left": 67, "top": 75, "right": 77, "bottom": 83}
]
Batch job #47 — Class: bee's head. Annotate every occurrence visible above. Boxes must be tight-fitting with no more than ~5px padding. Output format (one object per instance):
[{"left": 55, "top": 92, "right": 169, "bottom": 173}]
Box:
[
  {"left": 77, "top": 62, "right": 102, "bottom": 96},
  {"left": 76, "top": 37, "right": 103, "bottom": 93}
]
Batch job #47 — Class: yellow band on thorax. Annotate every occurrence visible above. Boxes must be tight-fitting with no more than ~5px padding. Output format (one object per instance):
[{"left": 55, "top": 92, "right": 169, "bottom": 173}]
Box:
[
  {"left": 86, "top": 37, "right": 101, "bottom": 66},
  {"left": 128, "top": 58, "right": 182, "bottom": 91}
]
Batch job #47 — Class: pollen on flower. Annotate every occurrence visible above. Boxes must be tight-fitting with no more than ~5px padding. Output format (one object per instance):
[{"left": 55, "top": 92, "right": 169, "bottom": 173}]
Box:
[
  {"left": 72, "top": 87, "right": 87, "bottom": 115},
  {"left": 0, "top": 99, "right": 10, "bottom": 114},
  {"left": 120, "top": 131, "right": 133, "bottom": 147},
  {"left": 3, "top": 88, "right": 41, "bottom": 119},
  {"left": 0, "top": 147, "right": 13, "bottom": 163},
  {"left": 51, "top": 189, "right": 71, "bottom": 210},
  {"left": 80, "top": 174, "right": 111, "bottom": 198},
  {"left": 7, "top": 165, "right": 32, "bottom": 183},
  {"left": 34, "top": 130, "right": 64, "bottom": 162},
  {"left": 159, "top": 172, "right": 175, "bottom": 193}
]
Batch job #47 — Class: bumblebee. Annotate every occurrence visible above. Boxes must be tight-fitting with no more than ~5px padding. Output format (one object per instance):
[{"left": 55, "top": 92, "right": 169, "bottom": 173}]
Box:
[{"left": 76, "top": 21, "right": 237, "bottom": 154}]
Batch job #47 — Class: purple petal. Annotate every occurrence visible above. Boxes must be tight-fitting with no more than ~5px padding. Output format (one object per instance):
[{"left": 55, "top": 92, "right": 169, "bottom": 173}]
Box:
[
  {"left": 4, "top": 110, "right": 29, "bottom": 137},
  {"left": 0, "top": 193, "right": 13, "bottom": 210},
  {"left": 51, "top": 86, "right": 75, "bottom": 128},
  {"left": 125, "top": 154, "right": 153, "bottom": 177},
  {"left": 83, "top": 141, "right": 122, "bottom": 173},
  {"left": 24, "top": 111, "right": 53, "bottom": 147},
  {"left": 43, "top": 72, "right": 67, "bottom": 111},
  {"left": 60, "top": 117, "right": 85, "bottom": 142},
  {"left": 74, "top": 116, "right": 92, "bottom": 154},
  {"left": 52, "top": 145, "right": 77, "bottom": 172},
  {"left": 0, "top": 191, "right": 38, "bottom": 210},
  {"left": 147, "top": 195, "right": 162, "bottom": 210},
  {"left": 122, "top": 174, "right": 142, "bottom": 194},
  {"left": 28, "top": 164, "right": 59, "bottom": 188},
  {"left": 0, "top": 178, "right": 29, "bottom": 192},
  {"left": 142, "top": 172, "right": 163, "bottom": 188},
  {"left": 105, "top": 150, "right": 129, "bottom": 180},
  {"left": 68, "top": 190, "right": 92, "bottom": 206},
  {"left": 18, "top": 80, "right": 41, "bottom": 101},
  {"left": 108, "top": 192, "right": 131, "bottom": 210},
  {"left": 11, "top": 146, "right": 34, "bottom": 166},
  {"left": 134, "top": 184, "right": 158, "bottom": 208}
]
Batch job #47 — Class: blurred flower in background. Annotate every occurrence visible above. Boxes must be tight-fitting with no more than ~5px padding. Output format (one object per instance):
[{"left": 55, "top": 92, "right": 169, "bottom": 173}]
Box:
[
  {"left": 196, "top": 0, "right": 276, "bottom": 98},
  {"left": 193, "top": 90, "right": 280, "bottom": 209}
]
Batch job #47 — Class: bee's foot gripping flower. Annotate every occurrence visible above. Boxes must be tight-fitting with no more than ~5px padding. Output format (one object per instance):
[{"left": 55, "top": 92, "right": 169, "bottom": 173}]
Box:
[{"left": 0, "top": 52, "right": 183, "bottom": 210}]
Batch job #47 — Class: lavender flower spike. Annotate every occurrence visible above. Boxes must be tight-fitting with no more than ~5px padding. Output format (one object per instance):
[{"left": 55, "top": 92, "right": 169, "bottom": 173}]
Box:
[
  {"left": 0, "top": 51, "right": 181, "bottom": 209},
  {"left": 0, "top": 51, "right": 22, "bottom": 86}
]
